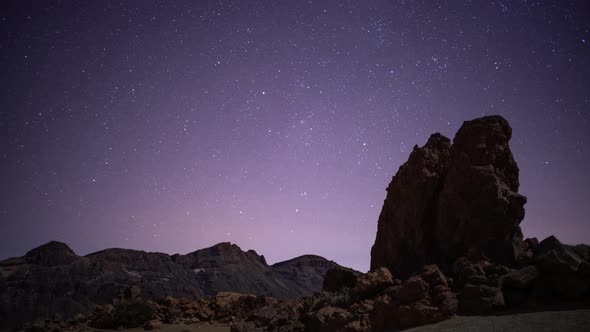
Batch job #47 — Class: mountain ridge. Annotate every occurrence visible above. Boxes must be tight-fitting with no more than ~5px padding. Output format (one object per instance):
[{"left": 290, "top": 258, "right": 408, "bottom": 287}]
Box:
[{"left": 0, "top": 240, "right": 354, "bottom": 329}]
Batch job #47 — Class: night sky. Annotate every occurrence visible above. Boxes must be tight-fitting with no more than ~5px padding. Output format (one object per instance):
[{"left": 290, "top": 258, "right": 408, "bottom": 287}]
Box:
[{"left": 1, "top": 1, "right": 589, "bottom": 272}]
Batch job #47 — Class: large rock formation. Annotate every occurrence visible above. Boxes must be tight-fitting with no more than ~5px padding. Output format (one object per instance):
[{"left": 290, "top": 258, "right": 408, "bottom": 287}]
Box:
[
  {"left": 371, "top": 115, "right": 527, "bottom": 277},
  {"left": 371, "top": 133, "right": 451, "bottom": 277},
  {"left": 0, "top": 241, "right": 350, "bottom": 329},
  {"left": 437, "top": 116, "right": 527, "bottom": 266}
]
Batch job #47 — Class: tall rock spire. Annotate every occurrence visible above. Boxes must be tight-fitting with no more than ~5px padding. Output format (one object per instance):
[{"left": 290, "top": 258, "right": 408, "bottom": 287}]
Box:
[{"left": 370, "top": 115, "right": 527, "bottom": 277}]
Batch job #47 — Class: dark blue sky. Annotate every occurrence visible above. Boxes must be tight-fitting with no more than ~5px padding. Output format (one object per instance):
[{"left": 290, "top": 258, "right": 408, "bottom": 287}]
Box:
[{"left": 1, "top": 0, "right": 589, "bottom": 271}]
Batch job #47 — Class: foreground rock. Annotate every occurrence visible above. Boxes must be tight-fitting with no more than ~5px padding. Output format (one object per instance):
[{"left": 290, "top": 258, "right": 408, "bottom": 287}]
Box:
[
  {"left": 0, "top": 241, "right": 349, "bottom": 329},
  {"left": 370, "top": 133, "right": 451, "bottom": 278},
  {"left": 294, "top": 265, "right": 457, "bottom": 331},
  {"left": 371, "top": 116, "right": 527, "bottom": 277}
]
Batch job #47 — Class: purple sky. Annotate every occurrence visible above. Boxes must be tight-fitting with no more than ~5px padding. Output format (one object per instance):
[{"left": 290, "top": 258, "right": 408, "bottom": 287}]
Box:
[{"left": 1, "top": 1, "right": 589, "bottom": 272}]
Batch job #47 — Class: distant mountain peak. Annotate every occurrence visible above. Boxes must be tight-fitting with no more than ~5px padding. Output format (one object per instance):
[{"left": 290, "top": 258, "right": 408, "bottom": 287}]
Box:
[
  {"left": 24, "top": 241, "right": 79, "bottom": 266},
  {"left": 272, "top": 254, "right": 335, "bottom": 268}
]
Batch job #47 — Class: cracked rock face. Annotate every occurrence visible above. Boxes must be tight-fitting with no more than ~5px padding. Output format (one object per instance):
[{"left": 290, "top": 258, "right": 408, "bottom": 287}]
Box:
[
  {"left": 370, "top": 133, "right": 451, "bottom": 277},
  {"left": 371, "top": 115, "right": 527, "bottom": 277}
]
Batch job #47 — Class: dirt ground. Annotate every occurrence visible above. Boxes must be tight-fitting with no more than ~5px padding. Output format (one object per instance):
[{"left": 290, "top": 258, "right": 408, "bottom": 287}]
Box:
[
  {"left": 100, "top": 323, "right": 230, "bottom": 332},
  {"left": 403, "top": 309, "right": 590, "bottom": 332},
  {"left": 93, "top": 309, "right": 590, "bottom": 332}
]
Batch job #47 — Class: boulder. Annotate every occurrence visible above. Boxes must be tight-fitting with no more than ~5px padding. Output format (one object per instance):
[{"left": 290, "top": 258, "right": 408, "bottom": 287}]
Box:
[
  {"left": 89, "top": 304, "right": 116, "bottom": 329},
  {"left": 397, "top": 276, "right": 429, "bottom": 304},
  {"left": 306, "top": 306, "right": 352, "bottom": 331},
  {"left": 500, "top": 266, "right": 539, "bottom": 307},
  {"left": 351, "top": 267, "right": 394, "bottom": 300},
  {"left": 501, "top": 266, "right": 538, "bottom": 289},
  {"left": 213, "top": 292, "right": 257, "bottom": 315},
  {"left": 534, "top": 236, "right": 589, "bottom": 300},
  {"left": 452, "top": 257, "right": 486, "bottom": 287},
  {"left": 233, "top": 298, "right": 303, "bottom": 331},
  {"left": 420, "top": 265, "right": 448, "bottom": 287},
  {"left": 323, "top": 266, "right": 358, "bottom": 292},
  {"left": 143, "top": 319, "right": 162, "bottom": 330},
  {"left": 459, "top": 284, "right": 505, "bottom": 314},
  {"left": 431, "top": 285, "right": 458, "bottom": 315},
  {"left": 393, "top": 302, "right": 444, "bottom": 329}
]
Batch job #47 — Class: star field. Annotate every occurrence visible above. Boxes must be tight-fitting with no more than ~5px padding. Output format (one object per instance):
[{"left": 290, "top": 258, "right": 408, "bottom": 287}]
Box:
[{"left": 1, "top": 0, "right": 589, "bottom": 271}]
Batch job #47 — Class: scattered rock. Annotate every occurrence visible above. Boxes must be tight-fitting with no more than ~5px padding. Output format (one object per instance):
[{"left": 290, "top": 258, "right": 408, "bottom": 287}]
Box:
[
  {"left": 143, "top": 319, "right": 162, "bottom": 330},
  {"left": 420, "top": 264, "right": 448, "bottom": 287},
  {"left": 323, "top": 266, "right": 358, "bottom": 292},
  {"left": 351, "top": 267, "right": 394, "bottom": 299},
  {"left": 501, "top": 266, "right": 538, "bottom": 289},
  {"left": 394, "top": 302, "right": 444, "bottom": 329},
  {"left": 460, "top": 284, "right": 505, "bottom": 314},
  {"left": 500, "top": 266, "right": 539, "bottom": 307},
  {"left": 452, "top": 257, "right": 486, "bottom": 287},
  {"left": 534, "top": 236, "right": 590, "bottom": 300},
  {"left": 431, "top": 285, "right": 458, "bottom": 316},
  {"left": 306, "top": 306, "right": 352, "bottom": 331},
  {"left": 397, "top": 276, "right": 429, "bottom": 304},
  {"left": 89, "top": 304, "right": 115, "bottom": 329}
]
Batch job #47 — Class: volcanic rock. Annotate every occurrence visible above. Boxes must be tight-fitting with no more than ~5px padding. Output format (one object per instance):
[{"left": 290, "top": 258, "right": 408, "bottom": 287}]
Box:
[
  {"left": 437, "top": 116, "right": 527, "bottom": 266},
  {"left": 533, "top": 236, "right": 590, "bottom": 300},
  {"left": 397, "top": 276, "right": 429, "bottom": 304},
  {"left": 420, "top": 264, "right": 448, "bottom": 287},
  {"left": 306, "top": 306, "right": 352, "bottom": 331},
  {"left": 323, "top": 266, "right": 359, "bottom": 292},
  {"left": 371, "top": 115, "right": 527, "bottom": 277},
  {"left": 370, "top": 133, "right": 451, "bottom": 277},
  {"left": 501, "top": 266, "right": 538, "bottom": 289},
  {"left": 351, "top": 267, "right": 394, "bottom": 300},
  {"left": 500, "top": 266, "right": 539, "bottom": 307},
  {"left": 394, "top": 302, "right": 444, "bottom": 329},
  {"left": 0, "top": 241, "right": 350, "bottom": 330},
  {"left": 459, "top": 284, "right": 505, "bottom": 314},
  {"left": 143, "top": 319, "right": 163, "bottom": 330}
]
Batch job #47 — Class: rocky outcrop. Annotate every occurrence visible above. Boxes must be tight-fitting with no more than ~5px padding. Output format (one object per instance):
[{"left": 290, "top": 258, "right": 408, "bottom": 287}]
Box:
[
  {"left": 370, "top": 133, "right": 451, "bottom": 278},
  {"left": 301, "top": 265, "right": 456, "bottom": 331},
  {"left": 0, "top": 241, "right": 350, "bottom": 329},
  {"left": 437, "top": 116, "right": 527, "bottom": 266},
  {"left": 323, "top": 266, "right": 359, "bottom": 292},
  {"left": 533, "top": 236, "right": 590, "bottom": 300},
  {"left": 371, "top": 115, "right": 527, "bottom": 277}
]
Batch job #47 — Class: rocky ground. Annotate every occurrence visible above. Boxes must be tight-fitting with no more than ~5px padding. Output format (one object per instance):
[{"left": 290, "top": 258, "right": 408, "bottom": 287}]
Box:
[
  {"left": 4, "top": 115, "right": 590, "bottom": 332},
  {"left": 404, "top": 309, "right": 590, "bottom": 332},
  {"left": 88, "top": 324, "right": 230, "bottom": 332}
]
